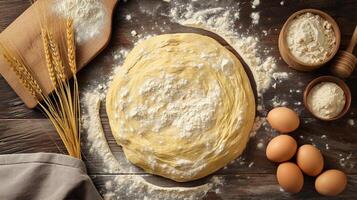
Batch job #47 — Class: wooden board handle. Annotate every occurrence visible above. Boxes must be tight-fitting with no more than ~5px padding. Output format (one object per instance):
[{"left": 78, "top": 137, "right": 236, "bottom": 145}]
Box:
[{"left": 346, "top": 26, "right": 357, "bottom": 53}]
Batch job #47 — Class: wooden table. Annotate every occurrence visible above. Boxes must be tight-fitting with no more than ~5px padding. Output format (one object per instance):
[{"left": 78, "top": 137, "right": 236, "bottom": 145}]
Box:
[{"left": 0, "top": 0, "right": 356, "bottom": 199}]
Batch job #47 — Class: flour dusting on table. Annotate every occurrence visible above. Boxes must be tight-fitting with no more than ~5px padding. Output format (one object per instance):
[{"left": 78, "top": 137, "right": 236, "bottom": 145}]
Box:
[
  {"left": 252, "top": 0, "right": 260, "bottom": 9},
  {"left": 251, "top": 12, "right": 260, "bottom": 25}
]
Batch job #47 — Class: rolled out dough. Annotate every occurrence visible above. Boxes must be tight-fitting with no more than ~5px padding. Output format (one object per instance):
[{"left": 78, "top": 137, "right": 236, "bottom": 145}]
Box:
[{"left": 106, "top": 33, "right": 256, "bottom": 182}]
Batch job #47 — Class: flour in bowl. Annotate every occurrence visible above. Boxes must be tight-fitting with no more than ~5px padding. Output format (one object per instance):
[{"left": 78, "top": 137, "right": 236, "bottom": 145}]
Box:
[
  {"left": 286, "top": 12, "right": 336, "bottom": 64},
  {"left": 307, "top": 82, "right": 346, "bottom": 119}
]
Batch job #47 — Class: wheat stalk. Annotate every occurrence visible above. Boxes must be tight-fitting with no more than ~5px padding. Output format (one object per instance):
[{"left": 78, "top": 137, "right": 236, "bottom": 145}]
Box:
[
  {"left": 0, "top": 43, "right": 42, "bottom": 99},
  {"left": 47, "top": 31, "right": 66, "bottom": 82},
  {"left": 41, "top": 29, "right": 57, "bottom": 88},
  {"left": 14, "top": 58, "right": 43, "bottom": 96},
  {"left": 0, "top": 16, "right": 81, "bottom": 159},
  {"left": 66, "top": 18, "right": 77, "bottom": 75},
  {"left": 66, "top": 17, "right": 81, "bottom": 157}
]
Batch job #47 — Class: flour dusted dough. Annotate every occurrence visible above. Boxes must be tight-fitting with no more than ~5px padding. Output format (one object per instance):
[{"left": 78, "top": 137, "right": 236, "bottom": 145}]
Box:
[{"left": 106, "top": 33, "right": 255, "bottom": 182}]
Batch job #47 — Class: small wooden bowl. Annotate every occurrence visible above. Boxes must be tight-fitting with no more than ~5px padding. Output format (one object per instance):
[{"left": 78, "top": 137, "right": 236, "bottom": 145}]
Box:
[
  {"left": 303, "top": 76, "right": 351, "bottom": 121},
  {"left": 279, "top": 9, "right": 341, "bottom": 71}
]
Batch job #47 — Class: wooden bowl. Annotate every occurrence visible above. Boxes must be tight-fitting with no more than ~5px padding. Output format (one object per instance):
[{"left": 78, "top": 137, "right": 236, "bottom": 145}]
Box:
[
  {"left": 279, "top": 9, "right": 341, "bottom": 71},
  {"left": 303, "top": 76, "right": 351, "bottom": 121}
]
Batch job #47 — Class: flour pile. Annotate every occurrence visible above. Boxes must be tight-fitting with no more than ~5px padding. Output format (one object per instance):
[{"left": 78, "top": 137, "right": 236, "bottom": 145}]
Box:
[{"left": 53, "top": 0, "right": 106, "bottom": 44}]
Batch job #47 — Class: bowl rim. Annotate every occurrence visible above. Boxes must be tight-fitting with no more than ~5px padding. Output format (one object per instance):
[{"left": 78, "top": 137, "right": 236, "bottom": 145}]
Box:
[
  {"left": 303, "top": 76, "right": 351, "bottom": 121},
  {"left": 281, "top": 8, "right": 341, "bottom": 68}
]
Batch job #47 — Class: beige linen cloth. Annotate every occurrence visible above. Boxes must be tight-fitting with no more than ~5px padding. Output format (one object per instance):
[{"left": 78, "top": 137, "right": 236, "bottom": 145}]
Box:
[{"left": 0, "top": 153, "right": 102, "bottom": 200}]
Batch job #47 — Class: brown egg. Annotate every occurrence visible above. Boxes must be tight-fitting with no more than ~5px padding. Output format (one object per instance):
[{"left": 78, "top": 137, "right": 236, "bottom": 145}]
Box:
[
  {"left": 267, "top": 107, "right": 300, "bottom": 133},
  {"left": 266, "top": 135, "right": 297, "bottom": 162},
  {"left": 315, "top": 169, "right": 347, "bottom": 196},
  {"left": 277, "top": 162, "right": 304, "bottom": 193},
  {"left": 296, "top": 144, "right": 324, "bottom": 176}
]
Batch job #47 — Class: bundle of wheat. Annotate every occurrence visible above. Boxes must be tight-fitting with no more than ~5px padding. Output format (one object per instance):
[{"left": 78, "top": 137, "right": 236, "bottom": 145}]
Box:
[{"left": 0, "top": 17, "right": 81, "bottom": 159}]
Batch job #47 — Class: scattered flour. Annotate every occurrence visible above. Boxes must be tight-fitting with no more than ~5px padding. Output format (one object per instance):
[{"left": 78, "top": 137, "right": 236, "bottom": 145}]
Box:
[
  {"left": 262, "top": 30, "right": 268, "bottom": 36},
  {"left": 339, "top": 153, "right": 354, "bottom": 169},
  {"left": 125, "top": 14, "right": 132, "bottom": 21},
  {"left": 256, "top": 142, "right": 264, "bottom": 149},
  {"left": 131, "top": 30, "right": 138, "bottom": 36},
  {"left": 271, "top": 96, "right": 288, "bottom": 107},
  {"left": 347, "top": 119, "right": 355, "bottom": 126},
  {"left": 250, "top": 117, "right": 266, "bottom": 137},
  {"left": 82, "top": 92, "right": 122, "bottom": 173},
  {"left": 272, "top": 72, "right": 289, "bottom": 82},
  {"left": 107, "top": 175, "right": 223, "bottom": 200},
  {"left": 53, "top": 0, "right": 106, "bottom": 44},
  {"left": 252, "top": 0, "right": 260, "bottom": 9},
  {"left": 113, "top": 49, "right": 129, "bottom": 63},
  {"left": 250, "top": 12, "right": 260, "bottom": 25}
]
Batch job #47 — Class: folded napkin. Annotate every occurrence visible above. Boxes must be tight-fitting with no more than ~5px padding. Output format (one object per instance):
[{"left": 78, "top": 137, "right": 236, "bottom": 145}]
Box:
[{"left": 0, "top": 153, "right": 102, "bottom": 200}]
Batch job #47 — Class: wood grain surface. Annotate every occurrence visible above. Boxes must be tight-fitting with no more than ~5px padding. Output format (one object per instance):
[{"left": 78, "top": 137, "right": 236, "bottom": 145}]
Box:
[{"left": 0, "top": 0, "right": 356, "bottom": 199}]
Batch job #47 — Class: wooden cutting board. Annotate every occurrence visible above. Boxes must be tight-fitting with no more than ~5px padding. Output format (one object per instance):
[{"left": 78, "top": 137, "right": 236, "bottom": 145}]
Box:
[{"left": 0, "top": 0, "right": 118, "bottom": 108}]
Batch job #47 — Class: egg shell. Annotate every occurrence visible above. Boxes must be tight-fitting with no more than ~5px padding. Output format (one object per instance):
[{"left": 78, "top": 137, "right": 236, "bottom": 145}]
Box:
[
  {"left": 267, "top": 107, "right": 300, "bottom": 133},
  {"left": 296, "top": 144, "right": 324, "bottom": 176},
  {"left": 266, "top": 135, "right": 297, "bottom": 162},
  {"left": 277, "top": 162, "right": 304, "bottom": 193},
  {"left": 315, "top": 169, "right": 347, "bottom": 196}
]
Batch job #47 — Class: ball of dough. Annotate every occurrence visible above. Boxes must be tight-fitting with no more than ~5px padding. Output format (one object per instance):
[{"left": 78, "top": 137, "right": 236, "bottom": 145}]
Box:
[{"left": 106, "top": 33, "right": 256, "bottom": 182}]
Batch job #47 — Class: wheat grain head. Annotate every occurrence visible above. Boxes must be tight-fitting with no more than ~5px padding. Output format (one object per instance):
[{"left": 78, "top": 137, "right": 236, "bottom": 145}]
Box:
[
  {"left": 47, "top": 31, "right": 66, "bottom": 82},
  {"left": 41, "top": 29, "right": 57, "bottom": 88},
  {"left": 66, "top": 18, "right": 77, "bottom": 75}
]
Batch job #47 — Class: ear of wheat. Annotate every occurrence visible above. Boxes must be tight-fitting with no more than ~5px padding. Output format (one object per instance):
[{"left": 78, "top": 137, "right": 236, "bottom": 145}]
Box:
[
  {"left": 0, "top": 43, "right": 43, "bottom": 99},
  {"left": 0, "top": 17, "right": 81, "bottom": 159}
]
